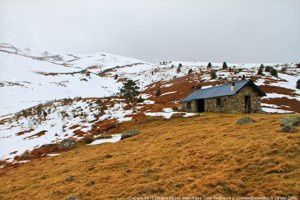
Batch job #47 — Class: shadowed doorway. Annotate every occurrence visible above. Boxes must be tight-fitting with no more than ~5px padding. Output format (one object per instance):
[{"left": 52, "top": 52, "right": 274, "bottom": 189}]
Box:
[
  {"left": 197, "top": 99, "right": 205, "bottom": 112},
  {"left": 245, "top": 96, "right": 251, "bottom": 113}
]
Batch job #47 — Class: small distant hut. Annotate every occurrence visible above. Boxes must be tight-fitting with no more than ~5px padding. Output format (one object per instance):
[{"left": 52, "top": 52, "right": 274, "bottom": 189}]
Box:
[{"left": 182, "top": 79, "right": 266, "bottom": 113}]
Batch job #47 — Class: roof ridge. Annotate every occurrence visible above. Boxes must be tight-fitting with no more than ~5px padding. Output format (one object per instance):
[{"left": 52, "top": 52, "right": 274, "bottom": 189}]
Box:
[{"left": 198, "top": 79, "right": 249, "bottom": 91}]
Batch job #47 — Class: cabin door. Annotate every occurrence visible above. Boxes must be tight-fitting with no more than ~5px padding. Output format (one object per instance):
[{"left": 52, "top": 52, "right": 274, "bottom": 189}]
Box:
[
  {"left": 244, "top": 96, "right": 251, "bottom": 113},
  {"left": 197, "top": 99, "right": 205, "bottom": 112}
]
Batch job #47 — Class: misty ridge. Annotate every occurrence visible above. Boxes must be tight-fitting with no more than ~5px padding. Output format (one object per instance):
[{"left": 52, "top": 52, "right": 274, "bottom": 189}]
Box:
[{"left": 0, "top": 0, "right": 299, "bottom": 63}]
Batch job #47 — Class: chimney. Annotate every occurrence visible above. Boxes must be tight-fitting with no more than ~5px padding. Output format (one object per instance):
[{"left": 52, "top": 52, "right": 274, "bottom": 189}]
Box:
[{"left": 231, "top": 81, "right": 236, "bottom": 91}]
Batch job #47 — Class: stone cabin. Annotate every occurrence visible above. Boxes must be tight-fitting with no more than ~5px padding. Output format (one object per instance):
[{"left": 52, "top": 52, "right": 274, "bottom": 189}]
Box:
[{"left": 182, "top": 79, "right": 266, "bottom": 113}]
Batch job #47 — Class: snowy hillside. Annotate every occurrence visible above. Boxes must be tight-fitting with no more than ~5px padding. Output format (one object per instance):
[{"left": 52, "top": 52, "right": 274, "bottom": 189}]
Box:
[
  {"left": 0, "top": 44, "right": 153, "bottom": 116},
  {"left": 0, "top": 43, "right": 299, "bottom": 163}
]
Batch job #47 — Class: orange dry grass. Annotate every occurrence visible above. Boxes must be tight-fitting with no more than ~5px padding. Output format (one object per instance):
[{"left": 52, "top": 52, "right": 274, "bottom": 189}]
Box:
[{"left": 0, "top": 113, "right": 299, "bottom": 199}]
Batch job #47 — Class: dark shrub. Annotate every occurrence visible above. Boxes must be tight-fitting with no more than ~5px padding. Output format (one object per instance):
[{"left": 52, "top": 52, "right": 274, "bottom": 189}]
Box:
[
  {"left": 188, "top": 69, "right": 193, "bottom": 74},
  {"left": 265, "top": 66, "right": 272, "bottom": 72},
  {"left": 222, "top": 62, "right": 228, "bottom": 70},
  {"left": 270, "top": 68, "right": 278, "bottom": 77},
  {"left": 260, "top": 64, "right": 264, "bottom": 69},
  {"left": 137, "top": 96, "right": 144, "bottom": 103},
  {"left": 207, "top": 62, "right": 212, "bottom": 69},
  {"left": 155, "top": 89, "right": 161, "bottom": 97},
  {"left": 297, "top": 79, "right": 300, "bottom": 89},
  {"left": 257, "top": 66, "right": 264, "bottom": 76},
  {"left": 177, "top": 66, "right": 181, "bottom": 73},
  {"left": 210, "top": 70, "right": 217, "bottom": 79}
]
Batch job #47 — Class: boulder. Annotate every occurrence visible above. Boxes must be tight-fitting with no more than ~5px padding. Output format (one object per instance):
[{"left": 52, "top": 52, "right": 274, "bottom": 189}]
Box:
[
  {"left": 66, "top": 175, "right": 74, "bottom": 182},
  {"left": 171, "top": 113, "right": 184, "bottom": 118},
  {"left": 121, "top": 130, "right": 139, "bottom": 140},
  {"left": 236, "top": 116, "right": 255, "bottom": 125},
  {"left": 87, "top": 180, "right": 94, "bottom": 187}
]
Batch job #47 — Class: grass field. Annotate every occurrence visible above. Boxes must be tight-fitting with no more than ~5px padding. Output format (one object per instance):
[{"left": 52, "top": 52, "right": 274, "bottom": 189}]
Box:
[{"left": 0, "top": 113, "right": 299, "bottom": 199}]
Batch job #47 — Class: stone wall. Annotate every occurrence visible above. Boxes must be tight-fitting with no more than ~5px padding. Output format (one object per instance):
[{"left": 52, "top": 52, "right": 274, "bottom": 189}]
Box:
[
  {"left": 182, "top": 100, "right": 197, "bottom": 112},
  {"left": 183, "top": 85, "right": 262, "bottom": 113}
]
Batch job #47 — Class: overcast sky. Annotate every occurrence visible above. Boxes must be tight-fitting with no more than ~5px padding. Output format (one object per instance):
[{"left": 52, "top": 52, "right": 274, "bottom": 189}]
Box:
[{"left": 0, "top": 0, "right": 299, "bottom": 63}]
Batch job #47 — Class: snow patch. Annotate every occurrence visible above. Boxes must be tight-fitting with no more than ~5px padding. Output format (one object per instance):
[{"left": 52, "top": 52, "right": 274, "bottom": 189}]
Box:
[{"left": 89, "top": 134, "right": 122, "bottom": 145}]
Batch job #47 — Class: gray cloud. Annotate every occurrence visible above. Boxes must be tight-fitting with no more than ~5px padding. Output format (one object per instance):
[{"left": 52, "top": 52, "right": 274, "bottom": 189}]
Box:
[{"left": 0, "top": 0, "right": 299, "bottom": 63}]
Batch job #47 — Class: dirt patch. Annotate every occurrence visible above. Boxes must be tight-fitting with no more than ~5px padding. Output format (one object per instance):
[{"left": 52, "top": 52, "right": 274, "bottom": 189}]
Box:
[
  {"left": 91, "top": 119, "right": 118, "bottom": 135},
  {"left": 69, "top": 124, "right": 80, "bottom": 130},
  {"left": 73, "top": 129, "right": 88, "bottom": 137},
  {"left": 15, "top": 128, "right": 34, "bottom": 136},
  {"left": 260, "top": 85, "right": 296, "bottom": 96},
  {"left": 262, "top": 98, "right": 300, "bottom": 113},
  {"left": 25, "top": 130, "right": 47, "bottom": 139}
]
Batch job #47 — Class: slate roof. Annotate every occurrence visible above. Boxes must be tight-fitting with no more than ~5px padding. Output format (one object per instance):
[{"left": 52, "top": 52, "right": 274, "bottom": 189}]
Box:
[{"left": 182, "top": 79, "right": 266, "bottom": 102}]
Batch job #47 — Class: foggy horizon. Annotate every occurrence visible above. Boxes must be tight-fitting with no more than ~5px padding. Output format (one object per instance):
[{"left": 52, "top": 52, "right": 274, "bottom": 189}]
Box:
[{"left": 0, "top": 0, "right": 299, "bottom": 63}]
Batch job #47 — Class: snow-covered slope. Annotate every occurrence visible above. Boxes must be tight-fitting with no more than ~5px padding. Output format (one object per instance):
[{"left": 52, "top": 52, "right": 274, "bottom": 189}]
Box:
[
  {"left": 0, "top": 43, "right": 299, "bottom": 163},
  {"left": 0, "top": 44, "right": 153, "bottom": 116},
  {"left": 2, "top": 43, "right": 299, "bottom": 116}
]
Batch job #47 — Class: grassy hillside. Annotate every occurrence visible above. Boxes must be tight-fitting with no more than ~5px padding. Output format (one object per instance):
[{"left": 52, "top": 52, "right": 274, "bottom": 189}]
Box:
[{"left": 0, "top": 113, "right": 299, "bottom": 199}]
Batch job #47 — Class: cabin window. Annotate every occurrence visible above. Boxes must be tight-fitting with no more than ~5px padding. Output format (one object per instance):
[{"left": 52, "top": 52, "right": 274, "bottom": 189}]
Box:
[
  {"left": 216, "top": 98, "right": 222, "bottom": 108},
  {"left": 186, "top": 102, "right": 192, "bottom": 110}
]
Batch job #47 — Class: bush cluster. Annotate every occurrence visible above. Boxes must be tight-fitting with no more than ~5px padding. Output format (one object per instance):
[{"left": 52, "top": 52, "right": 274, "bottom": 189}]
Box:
[{"left": 280, "top": 115, "right": 300, "bottom": 133}]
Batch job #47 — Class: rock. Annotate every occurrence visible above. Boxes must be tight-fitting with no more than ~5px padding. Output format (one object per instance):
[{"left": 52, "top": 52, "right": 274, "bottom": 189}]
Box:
[
  {"left": 281, "top": 123, "right": 295, "bottom": 133},
  {"left": 66, "top": 175, "right": 74, "bottom": 182},
  {"left": 121, "top": 130, "right": 139, "bottom": 140},
  {"left": 87, "top": 180, "right": 94, "bottom": 187},
  {"left": 236, "top": 116, "right": 255, "bottom": 125},
  {"left": 66, "top": 197, "right": 78, "bottom": 200},
  {"left": 59, "top": 139, "right": 77, "bottom": 150},
  {"left": 103, "top": 154, "right": 113, "bottom": 159},
  {"left": 88, "top": 166, "right": 95, "bottom": 171},
  {"left": 143, "top": 168, "right": 154, "bottom": 175},
  {"left": 171, "top": 113, "right": 184, "bottom": 118}
]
